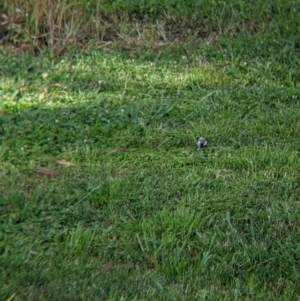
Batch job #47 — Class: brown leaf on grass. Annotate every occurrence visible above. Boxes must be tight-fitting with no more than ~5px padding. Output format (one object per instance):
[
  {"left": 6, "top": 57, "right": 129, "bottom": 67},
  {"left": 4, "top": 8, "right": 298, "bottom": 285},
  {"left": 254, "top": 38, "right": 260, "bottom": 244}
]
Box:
[
  {"left": 54, "top": 159, "right": 76, "bottom": 167},
  {"left": 110, "top": 147, "right": 128, "bottom": 153},
  {"left": 93, "top": 263, "right": 113, "bottom": 277},
  {"left": 38, "top": 169, "right": 62, "bottom": 176},
  {"left": 104, "top": 263, "right": 113, "bottom": 272}
]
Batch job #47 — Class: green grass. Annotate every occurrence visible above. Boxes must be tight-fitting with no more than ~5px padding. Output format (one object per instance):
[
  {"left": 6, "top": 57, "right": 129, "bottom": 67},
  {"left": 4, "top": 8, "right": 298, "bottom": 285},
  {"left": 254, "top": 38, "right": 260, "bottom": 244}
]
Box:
[{"left": 1, "top": 1, "right": 300, "bottom": 300}]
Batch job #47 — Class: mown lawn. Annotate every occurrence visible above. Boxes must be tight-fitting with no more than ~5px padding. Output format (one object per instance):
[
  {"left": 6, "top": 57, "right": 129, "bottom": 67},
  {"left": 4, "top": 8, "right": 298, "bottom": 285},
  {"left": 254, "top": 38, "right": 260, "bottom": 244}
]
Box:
[{"left": 1, "top": 1, "right": 300, "bottom": 300}]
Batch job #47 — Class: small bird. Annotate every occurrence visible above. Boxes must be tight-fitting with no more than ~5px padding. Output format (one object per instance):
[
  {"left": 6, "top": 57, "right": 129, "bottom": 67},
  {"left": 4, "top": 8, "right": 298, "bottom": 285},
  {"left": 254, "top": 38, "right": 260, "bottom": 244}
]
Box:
[{"left": 197, "top": 137, "right": 208, "bottom": 150}]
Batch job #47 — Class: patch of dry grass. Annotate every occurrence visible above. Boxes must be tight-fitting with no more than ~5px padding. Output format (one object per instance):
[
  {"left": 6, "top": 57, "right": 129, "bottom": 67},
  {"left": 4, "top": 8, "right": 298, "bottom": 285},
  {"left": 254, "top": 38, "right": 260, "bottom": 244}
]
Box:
[
  {"left": 2, "top": 0, "right": 100, "bottom": 53},
  {"left": 1, "top": 0, "right": 219, "bottom": 54}
]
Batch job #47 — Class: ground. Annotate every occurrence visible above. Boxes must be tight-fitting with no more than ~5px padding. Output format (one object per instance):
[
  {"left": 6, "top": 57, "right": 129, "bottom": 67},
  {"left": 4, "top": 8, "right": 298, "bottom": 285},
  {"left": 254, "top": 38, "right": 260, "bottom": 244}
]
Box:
[{"left": 1, "top": 1, "right": 300, "bottom": 300}]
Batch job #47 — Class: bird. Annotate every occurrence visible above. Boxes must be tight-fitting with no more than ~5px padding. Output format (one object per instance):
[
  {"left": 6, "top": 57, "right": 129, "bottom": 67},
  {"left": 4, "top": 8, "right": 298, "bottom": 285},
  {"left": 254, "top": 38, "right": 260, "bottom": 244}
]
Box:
[{"left": 197, "top": 137, "right": 208, "bottom": 150}]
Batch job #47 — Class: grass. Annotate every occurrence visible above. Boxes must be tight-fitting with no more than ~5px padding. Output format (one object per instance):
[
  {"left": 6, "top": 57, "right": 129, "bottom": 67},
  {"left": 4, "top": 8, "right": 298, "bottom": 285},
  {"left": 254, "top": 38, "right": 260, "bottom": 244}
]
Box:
[
  {"left": 1, "top": 1, "right": 300, "bottom": 300},
  {"left": 2, "top": 0, "right": 300, "bottom": 54}
]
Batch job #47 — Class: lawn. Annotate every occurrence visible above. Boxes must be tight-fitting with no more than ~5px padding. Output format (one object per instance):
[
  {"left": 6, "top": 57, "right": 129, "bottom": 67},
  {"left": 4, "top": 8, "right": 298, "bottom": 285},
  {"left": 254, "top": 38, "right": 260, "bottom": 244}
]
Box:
[{"left": 1, "top": 1, "right": 300, "bottom": 300}]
